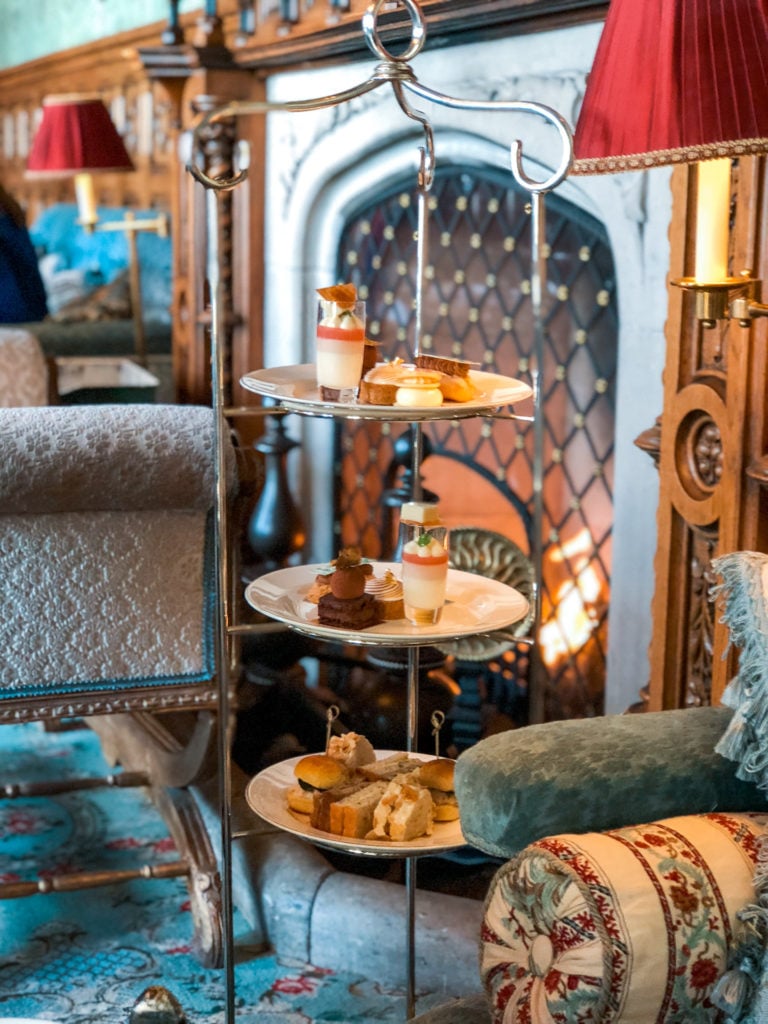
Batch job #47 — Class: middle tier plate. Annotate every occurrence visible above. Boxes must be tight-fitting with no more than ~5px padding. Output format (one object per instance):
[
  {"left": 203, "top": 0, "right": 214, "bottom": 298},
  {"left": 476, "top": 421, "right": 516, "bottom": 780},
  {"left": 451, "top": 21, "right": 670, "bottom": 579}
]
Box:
[
  {"left": 244, "top": 561, "right": 530, "bottom": 646},
  {"left": 240, "top": 363, "right": 532, "bottom": 420}
]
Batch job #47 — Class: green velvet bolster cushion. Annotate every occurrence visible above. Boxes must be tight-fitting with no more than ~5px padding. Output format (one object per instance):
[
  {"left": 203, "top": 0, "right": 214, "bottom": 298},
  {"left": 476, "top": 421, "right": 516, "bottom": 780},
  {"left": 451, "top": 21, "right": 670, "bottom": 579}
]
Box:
[{"left": 454, "top": 706, "right": 763, "bottom": 859}]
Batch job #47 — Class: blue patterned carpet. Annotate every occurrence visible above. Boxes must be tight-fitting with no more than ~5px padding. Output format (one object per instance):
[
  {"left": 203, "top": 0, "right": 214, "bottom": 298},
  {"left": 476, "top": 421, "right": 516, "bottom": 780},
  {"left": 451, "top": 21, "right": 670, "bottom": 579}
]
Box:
[{"left": 0, "top": 722, "right": 446, "bottom": 1023}]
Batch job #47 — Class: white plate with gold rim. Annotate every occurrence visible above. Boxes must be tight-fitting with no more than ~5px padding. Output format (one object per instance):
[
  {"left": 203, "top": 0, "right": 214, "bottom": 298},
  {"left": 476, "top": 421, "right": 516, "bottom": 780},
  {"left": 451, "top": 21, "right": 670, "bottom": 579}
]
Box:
[
  {"left": 244, "top": 561, "right": 530, "bottom": 646},
  {"left": 245, "top": 750, "right": 465, "bottom": 857},
  {"left": 240, "top": 363, "right": 532, "bottom": 420}
]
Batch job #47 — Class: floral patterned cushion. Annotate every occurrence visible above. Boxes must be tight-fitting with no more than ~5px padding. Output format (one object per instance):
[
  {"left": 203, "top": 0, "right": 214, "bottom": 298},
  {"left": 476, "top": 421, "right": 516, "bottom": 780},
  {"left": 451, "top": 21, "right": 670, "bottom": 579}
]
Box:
[{"left": 481, "top": 811, "right": 768, "bottom": 1023}]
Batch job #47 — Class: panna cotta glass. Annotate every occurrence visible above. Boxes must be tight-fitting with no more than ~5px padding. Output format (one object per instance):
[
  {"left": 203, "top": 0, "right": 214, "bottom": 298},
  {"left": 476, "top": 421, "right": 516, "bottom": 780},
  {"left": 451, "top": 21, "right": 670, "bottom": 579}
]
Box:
[
  {"left": 401, "top": 526, "right": 449, "bottom": 626},
  {"left": 316, "top": 298, "right": 366, "bottom": 397}
]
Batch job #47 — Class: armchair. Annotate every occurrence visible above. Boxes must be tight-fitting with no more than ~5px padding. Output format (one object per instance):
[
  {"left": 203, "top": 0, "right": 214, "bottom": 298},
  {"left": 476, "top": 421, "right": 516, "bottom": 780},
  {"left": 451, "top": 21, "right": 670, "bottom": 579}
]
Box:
[
  {"left": 413, "top": 551, "right": 768, "bottom": 1024},
  {"left": 0, "top": 403, "right": 250, "bottom": 969}
]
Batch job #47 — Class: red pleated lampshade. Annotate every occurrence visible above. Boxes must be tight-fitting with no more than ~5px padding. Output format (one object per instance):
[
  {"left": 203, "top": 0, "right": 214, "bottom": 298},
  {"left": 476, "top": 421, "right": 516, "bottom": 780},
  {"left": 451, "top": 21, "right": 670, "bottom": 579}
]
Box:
[
  {"left": 573, "top": 0, "right": 768, "bottom": 174},
  {"left": 27, "top": 93, "right": 134, "bottom": 177}
]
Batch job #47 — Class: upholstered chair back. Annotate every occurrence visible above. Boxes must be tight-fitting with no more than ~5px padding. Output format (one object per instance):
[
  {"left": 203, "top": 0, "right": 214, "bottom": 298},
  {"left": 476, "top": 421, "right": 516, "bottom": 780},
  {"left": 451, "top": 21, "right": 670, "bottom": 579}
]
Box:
[
  {"left": 0, "top": 327, "right": 49, "bottom": 407},
  {"left": 0, "top": 404, "right": 234, "bottom": 722}
]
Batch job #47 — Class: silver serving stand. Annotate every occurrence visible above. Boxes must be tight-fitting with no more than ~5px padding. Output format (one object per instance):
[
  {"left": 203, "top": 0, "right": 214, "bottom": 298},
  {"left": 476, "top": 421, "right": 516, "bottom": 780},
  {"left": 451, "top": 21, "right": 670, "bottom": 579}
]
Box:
[{"left": 186, "top": 2, "right": 573, "bottom": 1018}]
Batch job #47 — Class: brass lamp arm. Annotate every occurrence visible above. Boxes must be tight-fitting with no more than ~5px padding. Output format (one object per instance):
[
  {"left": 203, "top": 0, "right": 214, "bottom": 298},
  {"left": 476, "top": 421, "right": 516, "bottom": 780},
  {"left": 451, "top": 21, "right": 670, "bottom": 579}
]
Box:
[{"left": 730, "top": 295, "right": 768, "bottom": 325}]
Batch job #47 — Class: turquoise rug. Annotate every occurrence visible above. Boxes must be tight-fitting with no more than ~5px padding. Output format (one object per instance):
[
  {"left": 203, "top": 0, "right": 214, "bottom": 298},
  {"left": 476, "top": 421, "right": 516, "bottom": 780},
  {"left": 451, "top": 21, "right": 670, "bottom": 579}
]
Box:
[{"left": 0, "top": 722, "right": 445, "bottom": 1022}]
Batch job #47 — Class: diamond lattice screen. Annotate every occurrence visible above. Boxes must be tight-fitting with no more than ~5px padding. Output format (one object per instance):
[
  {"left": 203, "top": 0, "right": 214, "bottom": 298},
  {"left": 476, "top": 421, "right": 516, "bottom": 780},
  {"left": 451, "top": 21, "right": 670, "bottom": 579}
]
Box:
[{"left": 333, "top": 165, "right": 616, "bottom": 721}]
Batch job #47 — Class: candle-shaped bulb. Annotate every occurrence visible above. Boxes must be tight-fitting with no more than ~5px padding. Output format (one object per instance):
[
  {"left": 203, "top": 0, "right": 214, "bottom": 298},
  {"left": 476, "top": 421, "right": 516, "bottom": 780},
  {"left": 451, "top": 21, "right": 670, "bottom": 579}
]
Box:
[
  {"left": 74, "top": 172, "right": 97, "bottom": 228},
  {"left": 694, "top": 158, "right": 731, "bottom": 284}
]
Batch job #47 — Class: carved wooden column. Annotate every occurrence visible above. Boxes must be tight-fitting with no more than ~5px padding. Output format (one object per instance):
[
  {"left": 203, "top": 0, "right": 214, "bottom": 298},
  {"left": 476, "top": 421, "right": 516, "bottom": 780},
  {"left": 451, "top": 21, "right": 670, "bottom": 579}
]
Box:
[{"left": 645, "top": 156, "right": 768, "bottom": 711}]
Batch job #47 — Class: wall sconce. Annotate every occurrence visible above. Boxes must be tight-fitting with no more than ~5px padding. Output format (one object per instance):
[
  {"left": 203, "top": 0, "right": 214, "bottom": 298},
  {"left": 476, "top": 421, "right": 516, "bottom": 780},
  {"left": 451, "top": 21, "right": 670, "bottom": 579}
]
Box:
[
  {"left": 26, "top": 93, "right": 168, "bottom": 366},
  {"left": 570, "top": 0, "right": 768, "bottom": 328}
]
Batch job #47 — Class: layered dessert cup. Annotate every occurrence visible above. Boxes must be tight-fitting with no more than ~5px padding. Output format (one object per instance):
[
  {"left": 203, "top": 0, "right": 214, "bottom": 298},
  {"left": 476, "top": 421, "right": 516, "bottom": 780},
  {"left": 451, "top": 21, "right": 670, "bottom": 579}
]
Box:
[
  {"left": 401, "top": 527, "right": 449, "bottom": 626},
  {"left": 316, "top": 297, "right": 366, "bottom": 399}
]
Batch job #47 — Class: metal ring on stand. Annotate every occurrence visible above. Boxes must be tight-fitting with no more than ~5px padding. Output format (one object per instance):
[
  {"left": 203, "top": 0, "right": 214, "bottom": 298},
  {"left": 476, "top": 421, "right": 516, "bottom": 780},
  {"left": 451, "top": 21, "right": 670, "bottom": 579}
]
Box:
[{"left": 362, "top": 0, "right": 426, "bottom": 63}]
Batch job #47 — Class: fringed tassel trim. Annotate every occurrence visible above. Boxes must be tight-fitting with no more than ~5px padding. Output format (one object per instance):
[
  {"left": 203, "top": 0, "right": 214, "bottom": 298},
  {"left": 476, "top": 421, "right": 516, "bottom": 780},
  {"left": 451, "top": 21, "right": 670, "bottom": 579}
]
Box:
[
  {"left": 711, "top": 834, "right": 768, "bottom": 1022},
  {"left": 711, "top": 552, "right": 768, "bottom": 792}
]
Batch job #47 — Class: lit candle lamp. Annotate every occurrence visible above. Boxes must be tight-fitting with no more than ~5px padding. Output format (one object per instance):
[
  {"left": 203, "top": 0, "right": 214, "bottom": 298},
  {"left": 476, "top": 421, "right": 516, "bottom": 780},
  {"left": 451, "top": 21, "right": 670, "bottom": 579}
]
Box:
[
  {"left": 74, "top": 171, "right": 97, "bottom": 228},
  {"left": 694, "top": 158, "right": 731, "bottom": 283}
]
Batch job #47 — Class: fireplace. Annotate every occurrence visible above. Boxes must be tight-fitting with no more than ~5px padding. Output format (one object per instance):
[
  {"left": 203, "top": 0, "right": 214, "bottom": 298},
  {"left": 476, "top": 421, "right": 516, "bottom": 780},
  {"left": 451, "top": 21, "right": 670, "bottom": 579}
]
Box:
[{"left": 261, "top": 19, "right": 673, "bottom": 716}]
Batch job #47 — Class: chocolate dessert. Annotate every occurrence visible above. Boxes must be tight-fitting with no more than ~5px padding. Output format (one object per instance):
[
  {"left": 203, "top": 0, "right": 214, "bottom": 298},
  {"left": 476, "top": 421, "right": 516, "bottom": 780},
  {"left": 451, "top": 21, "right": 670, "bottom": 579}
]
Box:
[{"left": 317, "top": 592, "right": 381, "bottom": 629}]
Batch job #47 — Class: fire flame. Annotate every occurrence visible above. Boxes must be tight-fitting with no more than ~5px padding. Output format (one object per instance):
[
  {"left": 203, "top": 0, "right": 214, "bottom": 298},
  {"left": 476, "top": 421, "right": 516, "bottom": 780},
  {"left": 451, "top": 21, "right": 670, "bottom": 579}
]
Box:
[{"left": 538, "top": 529, "right": 602, "bottom": 666}]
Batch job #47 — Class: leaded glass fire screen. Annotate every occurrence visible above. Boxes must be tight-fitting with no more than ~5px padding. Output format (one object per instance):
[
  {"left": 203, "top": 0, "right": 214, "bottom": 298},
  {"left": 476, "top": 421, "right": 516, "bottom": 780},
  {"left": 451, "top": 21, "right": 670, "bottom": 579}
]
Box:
[{"left": 332, "top": 163, "right": 616, "bottom": 722}]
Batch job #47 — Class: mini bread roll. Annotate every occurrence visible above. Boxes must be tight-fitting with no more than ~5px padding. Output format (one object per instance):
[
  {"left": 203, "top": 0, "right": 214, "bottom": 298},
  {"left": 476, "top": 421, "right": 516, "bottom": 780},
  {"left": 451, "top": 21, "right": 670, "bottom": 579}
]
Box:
[
  {"left": 286, "top": 785, "right": 314, "bottom": 815},
  {"left": 415, "top": 757, "right": 455, "bottom": 792},
  {"left": 294, "top": 753, "right": 347, "bottom": 790},
  {"left": 430, "top": 790, "right": 460, "bottom": 822},
  {"left": 415, "top": 758, "right": 459, "bottom": 822}
]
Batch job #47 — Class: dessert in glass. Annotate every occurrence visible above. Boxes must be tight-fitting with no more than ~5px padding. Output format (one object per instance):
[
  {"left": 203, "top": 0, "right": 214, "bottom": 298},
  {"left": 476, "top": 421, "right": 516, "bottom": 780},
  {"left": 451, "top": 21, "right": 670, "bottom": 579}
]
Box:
[
  {"left": 315, "top": 283, "right": 366, "bottom": 401},
  {"left": 400, "top": 516, "right": 449, "bottom": 626}
]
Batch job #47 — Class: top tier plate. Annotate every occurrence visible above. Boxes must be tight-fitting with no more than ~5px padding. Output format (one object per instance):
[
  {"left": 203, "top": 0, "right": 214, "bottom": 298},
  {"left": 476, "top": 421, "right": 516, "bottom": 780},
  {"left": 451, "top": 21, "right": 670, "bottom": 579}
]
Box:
[{"left": 240, "top": 363, "right": 532, "bottom": 420}]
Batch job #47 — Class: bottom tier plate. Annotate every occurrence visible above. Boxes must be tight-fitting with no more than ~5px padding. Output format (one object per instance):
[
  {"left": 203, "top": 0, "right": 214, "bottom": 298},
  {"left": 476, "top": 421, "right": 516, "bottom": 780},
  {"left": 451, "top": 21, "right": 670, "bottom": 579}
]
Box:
[{"left": 245, "top": 751, "right": 466, "bottom": 857}]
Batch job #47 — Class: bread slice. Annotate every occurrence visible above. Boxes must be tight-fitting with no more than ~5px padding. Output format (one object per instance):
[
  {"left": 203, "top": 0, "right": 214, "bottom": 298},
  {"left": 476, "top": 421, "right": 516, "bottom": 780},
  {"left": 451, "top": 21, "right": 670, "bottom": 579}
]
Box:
[
  {"left": 310, "top": 781, "right": 368, "bottom": 832},
  {"left": 328, "top": 780, "right": 389, "bottom": 838},
  {"left": 358, "top": 753, "right": 425, "bottom": 782},
  {"left": 372, "top": 779, "right": 434, "bottom": 841}
]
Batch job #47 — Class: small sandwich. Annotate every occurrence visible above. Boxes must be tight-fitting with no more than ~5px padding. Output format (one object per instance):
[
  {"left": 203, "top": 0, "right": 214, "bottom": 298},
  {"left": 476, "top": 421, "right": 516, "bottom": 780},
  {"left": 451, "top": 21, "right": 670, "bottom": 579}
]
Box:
[
  {"left": 286, "top": 753, "right": 348, "bottom": 816},
  {"left": 415, "top": 757, "right": 459, "bottom": 822},
  {"left": 327, "top": 731, "right": 377, "bottom": 770},
  {"left": 329, "top": 779, "right": 389, "bottom": 839},
  {"left": 358, "top": 752, "right": 425, "bottom": 782},
  {"left": 372, "top": 778, "right": 434, "bottom": 841}
]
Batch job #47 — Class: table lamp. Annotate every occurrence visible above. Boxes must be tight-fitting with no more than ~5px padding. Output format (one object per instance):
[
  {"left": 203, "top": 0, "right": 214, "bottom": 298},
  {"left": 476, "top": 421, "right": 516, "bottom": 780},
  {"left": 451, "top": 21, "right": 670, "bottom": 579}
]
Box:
[
  {"left": 572, "top": 0, "right": 768, "bottom": 325},
  {"left": 26, "top": 93, "right": 168, "bottom": 366}
]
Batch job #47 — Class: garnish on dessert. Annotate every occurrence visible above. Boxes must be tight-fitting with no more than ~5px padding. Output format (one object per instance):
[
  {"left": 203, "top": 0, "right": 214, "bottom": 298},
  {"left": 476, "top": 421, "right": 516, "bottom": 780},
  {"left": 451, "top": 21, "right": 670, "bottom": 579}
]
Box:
[{"left": 316, "top": 282, "right": 357, "bottom": 307}]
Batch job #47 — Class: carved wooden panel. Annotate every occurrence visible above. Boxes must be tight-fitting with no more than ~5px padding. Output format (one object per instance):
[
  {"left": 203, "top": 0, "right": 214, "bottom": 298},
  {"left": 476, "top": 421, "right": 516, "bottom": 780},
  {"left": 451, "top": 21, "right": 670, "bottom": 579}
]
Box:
[{"left": 647, "top": 157, "right": 768, "bottom": 710}]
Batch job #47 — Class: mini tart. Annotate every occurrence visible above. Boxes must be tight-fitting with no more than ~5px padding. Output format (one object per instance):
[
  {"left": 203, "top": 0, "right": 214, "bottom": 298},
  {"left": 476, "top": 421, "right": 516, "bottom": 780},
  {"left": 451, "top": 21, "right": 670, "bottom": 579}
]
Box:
[
  {"left": 359, "top": 361, "right": 412, "bottom": 405},
  {"left": 365, "top": 571, "right": 405, "bottom": 621},
  {"left": 359, "top": 378, "right": 397, "bottom": 405},
  {"left": 394, "top": 371, "right": 444, "bottom": 408}
]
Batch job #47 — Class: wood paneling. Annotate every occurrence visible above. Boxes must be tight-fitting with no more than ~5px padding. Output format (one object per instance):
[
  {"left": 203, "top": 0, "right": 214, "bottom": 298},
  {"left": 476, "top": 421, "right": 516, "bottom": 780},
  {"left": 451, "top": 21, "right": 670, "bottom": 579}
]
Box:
[{"left": 646, "top": 157, "right": 768, "bottom": 710}]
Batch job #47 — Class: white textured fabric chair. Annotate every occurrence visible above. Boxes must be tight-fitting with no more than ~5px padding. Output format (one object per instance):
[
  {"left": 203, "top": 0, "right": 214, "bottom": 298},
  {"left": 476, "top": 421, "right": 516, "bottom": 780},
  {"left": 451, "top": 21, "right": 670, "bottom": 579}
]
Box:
[
  {"left": 0, "top": 403, "right": 245, "bottom": 967},
  {"left": 0, "top": 326, "right": 50, "bottom": 407}
]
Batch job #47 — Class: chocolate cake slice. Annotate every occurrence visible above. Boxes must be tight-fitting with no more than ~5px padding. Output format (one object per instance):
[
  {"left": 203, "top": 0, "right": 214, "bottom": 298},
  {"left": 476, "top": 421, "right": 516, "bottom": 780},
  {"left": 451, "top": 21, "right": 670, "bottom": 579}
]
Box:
[{"left": 317, "top": 592, "right": 381, "bottom": 629}]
